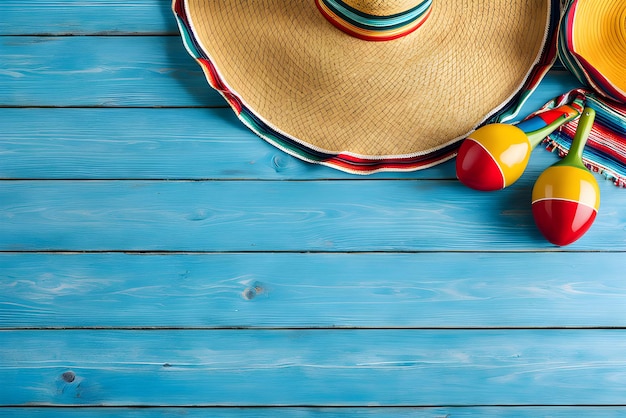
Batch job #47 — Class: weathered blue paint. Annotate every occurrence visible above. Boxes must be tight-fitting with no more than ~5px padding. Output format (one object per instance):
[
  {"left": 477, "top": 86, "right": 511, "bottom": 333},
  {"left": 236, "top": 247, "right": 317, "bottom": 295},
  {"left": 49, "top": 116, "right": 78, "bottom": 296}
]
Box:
[
  {"left": 2, "top": 0, "right": 626, "bottom": 416},
  {"left": 0, "top": 108, "right": 457, "bottom": 180},
  {"left": 2, "top": 329, "right": 626, "bottom": 406},
  {"left": 4, "top": 407, "right": 626, "bottom": 417},
  {"left": 0, "top": 178, "right": 624, "bottom": 251},
  {"left": 0, "top": 36, "right": 220, "bottom": 107},
  {"left": 2, "top": 252, "right": 626, "bottom": 328},
  {"left": 1, "top": 0, "right": 178, "bottom": 35}
]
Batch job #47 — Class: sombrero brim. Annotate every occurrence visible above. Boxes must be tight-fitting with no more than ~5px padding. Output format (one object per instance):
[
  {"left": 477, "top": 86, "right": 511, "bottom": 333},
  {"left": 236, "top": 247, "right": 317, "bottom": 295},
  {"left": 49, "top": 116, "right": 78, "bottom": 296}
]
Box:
[
  {"left": 173, "top": 0, "right": 558, "bottom": 174},
  {"left": 558, "top": 0, "right": 626, "bottom": 103}
]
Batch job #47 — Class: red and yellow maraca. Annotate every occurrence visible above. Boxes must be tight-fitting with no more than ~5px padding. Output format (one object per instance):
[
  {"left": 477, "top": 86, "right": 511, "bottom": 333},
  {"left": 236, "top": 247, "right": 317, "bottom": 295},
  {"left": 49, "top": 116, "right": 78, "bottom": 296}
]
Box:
[
  {"left": 531, "top": 107, "right": 600, "bottom": 246},
  {"left": 456, "top": 105, "right": 580, "bottom": 191}
]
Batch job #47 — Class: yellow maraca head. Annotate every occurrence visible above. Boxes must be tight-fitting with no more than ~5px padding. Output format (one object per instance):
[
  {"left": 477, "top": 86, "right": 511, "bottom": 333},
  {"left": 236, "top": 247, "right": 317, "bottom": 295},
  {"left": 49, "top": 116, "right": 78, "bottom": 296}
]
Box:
[
  {"left": 456, "top": 123, "right": 531, "bottom": 191},
  {"left": 531, "top": 108, "right": 600, "bottom": 246}
]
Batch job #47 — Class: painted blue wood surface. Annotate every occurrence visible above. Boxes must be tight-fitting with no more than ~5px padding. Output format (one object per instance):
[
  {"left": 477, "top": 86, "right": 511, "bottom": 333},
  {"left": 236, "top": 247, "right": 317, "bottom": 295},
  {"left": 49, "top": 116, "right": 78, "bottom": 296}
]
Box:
[
  {"left": 3, "top": 0, "right": 626, "bottom": 416},
  {"left": 0, "top": 36, "right": 221, "bottom": 107},
  {"left": 2, "top": 0, "right": 177, "bottom": 35},
  {"left": 1, "top": 177, "right": 624, "bottom": 251},
  {"left": 4, "top": 407, "right": 626, "bottom": 418},
  {"left": 2, "top": 252, "right": 626, "bottom": 328},
  {"left": 0, "top": 108, "right": 456, "bottom": 180},
  {"left": 0, "top": 107, "right": 600, "bottom": 181},
  {"left": 3, "top": 329, "right": 626, "bottom": 406}
]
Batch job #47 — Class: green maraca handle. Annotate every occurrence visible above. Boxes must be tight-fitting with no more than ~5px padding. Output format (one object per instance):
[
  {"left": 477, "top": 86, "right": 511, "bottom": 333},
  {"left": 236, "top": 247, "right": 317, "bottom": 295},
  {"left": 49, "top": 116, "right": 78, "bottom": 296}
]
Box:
[{"left": 564, "top": 107, "right": 595, "bottom": 165}]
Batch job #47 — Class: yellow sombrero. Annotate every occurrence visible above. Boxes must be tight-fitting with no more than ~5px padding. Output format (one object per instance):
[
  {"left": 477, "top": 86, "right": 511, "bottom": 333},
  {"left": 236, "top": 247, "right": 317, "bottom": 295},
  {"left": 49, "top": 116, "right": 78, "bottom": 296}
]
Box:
[{"left": 559, "top": 0, "right": 626, "bottom": 103}]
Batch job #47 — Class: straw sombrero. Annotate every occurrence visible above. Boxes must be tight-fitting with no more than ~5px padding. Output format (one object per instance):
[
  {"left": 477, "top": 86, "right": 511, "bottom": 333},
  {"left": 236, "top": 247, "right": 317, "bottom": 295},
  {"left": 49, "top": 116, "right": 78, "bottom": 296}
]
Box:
[{"left": 173, "top": 0, "right": 559, "bottom": 173}]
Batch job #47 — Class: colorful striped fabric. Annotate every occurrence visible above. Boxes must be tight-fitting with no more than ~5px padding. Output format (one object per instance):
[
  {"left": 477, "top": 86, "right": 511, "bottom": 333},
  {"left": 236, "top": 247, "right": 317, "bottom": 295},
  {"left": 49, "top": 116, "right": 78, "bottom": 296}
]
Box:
[
  {"left": 314, "top": 0, "right": 432, "bottom": 41},
  {"left": 527, "top": 88, "right": 626, "bottom": 187}
]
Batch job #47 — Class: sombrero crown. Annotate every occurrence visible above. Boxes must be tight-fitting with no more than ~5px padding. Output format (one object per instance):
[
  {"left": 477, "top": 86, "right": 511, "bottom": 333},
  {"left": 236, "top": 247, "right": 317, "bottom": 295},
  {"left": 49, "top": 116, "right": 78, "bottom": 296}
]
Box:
[
  {"left": 315, "top": 0, "right": 433, "bottom": 41},
  {"left": 174, "top": 0, "right": 557, "bottom": 173}
]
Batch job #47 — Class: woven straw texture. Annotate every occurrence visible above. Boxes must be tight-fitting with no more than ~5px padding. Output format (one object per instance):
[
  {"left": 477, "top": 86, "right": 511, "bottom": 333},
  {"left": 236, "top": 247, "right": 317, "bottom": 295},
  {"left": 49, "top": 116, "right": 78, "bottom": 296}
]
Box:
[{"left": 184, "top": 0, "right": 549, "bottom": 158}]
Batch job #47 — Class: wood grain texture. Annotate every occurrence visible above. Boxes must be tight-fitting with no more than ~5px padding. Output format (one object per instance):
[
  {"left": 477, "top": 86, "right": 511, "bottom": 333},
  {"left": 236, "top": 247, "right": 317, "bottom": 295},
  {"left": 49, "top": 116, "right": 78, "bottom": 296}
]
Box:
[
  {"left": 1, "top": 0, "right": 178, "bottom": 35},
  {"left": 0, "top": 108, "right": 455, "bottom": 180},
  {"left": 0, "top": 36, "right": 581, "bottom": 109},
  {"left": 1, "top": 179, "right": 623, "bottom": 252},
  {"left": 3, "top": 329, "right": 626, "bottom": 406},
  {"left": 2, "top": 252, "right": 626, "bottom": 328},
  {"left": 0, "top": 36, "right": 221, "bottom": 107},
  {"left": 3, "top": 0, "right": 625, "bottom": 414},
  {"left": 0, "top": 107, "right": 579, "bottom": 181},
  {"left": 3, "top": 407, "right": 626, "bottom": 417}
]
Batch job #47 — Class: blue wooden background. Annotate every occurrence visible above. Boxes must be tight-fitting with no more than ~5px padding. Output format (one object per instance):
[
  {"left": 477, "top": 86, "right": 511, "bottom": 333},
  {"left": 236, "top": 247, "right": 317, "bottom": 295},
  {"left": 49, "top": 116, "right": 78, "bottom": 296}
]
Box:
[{"left": 2, "top": 1, "right": 626, "bottom": 416}]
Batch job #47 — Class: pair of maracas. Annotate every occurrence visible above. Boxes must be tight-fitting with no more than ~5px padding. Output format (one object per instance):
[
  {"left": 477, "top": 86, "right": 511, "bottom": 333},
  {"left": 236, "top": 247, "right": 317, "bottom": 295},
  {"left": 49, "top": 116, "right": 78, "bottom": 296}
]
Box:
[{"left": 456, "top": 106, "right": 600, "bottom": 246}]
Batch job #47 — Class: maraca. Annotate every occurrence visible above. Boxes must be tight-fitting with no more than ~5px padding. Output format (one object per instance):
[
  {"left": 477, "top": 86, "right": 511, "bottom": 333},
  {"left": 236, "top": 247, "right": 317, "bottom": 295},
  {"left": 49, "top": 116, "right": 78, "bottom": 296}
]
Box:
[
  {"left": 456, "top": 105, "right": 580, "bottom": 191},
  {"left": 532, "top": 107, "right": 600, "bottom": 246}
]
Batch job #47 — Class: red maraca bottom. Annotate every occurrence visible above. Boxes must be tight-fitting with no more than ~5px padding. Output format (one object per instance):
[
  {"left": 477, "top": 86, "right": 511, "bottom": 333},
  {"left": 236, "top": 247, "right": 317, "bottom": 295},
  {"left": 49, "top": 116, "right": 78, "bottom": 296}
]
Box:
[
  {"left": 532, "top": 198, "right": 597, "bottom": 246},
  {"left": 456, "top": 139, "right": 505, "bottom": 191}
]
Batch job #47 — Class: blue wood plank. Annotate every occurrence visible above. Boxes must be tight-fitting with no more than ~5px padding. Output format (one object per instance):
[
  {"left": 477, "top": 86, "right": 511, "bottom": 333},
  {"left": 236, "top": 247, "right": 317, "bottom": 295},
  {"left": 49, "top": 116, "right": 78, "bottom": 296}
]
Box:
[
  {"left": 2, "top": 329, "right": 626, "bottom": 406},
  {"left": 1, "top": 0, "right": 177, "bottom": 35},
  {"left": 0, "top": 36, "right": 582, "bottom": 111},
  {"left": 1, "top": 2, "right": 621, "bottom": 413},
  {"left": 2, "top": 252, "right": 626, "bottom": 328},
  {"left": 0, "top": 107, "right": 583, "bottom": 181},
  {"left": 0, "top": 178, "right": 622, "bottom": 252},
  {"left": 0, "top": 36, "right": 221, "bottom": 107},
  {"left": 3, "top": 407, "right": 626, "bottom": 417},
  {"left": 0, "top": 108, "right": 455, "bottom": 180}
]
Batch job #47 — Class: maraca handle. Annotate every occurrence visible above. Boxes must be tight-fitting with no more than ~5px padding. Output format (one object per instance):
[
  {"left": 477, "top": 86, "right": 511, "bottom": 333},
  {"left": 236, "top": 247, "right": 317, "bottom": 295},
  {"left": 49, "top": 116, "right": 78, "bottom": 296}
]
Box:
[
  {"left": 516, "top": 105, "right": 580, "bottom": 148},
  {"left": 564, "top": 107, "right": 596, "bottom": 164}
]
